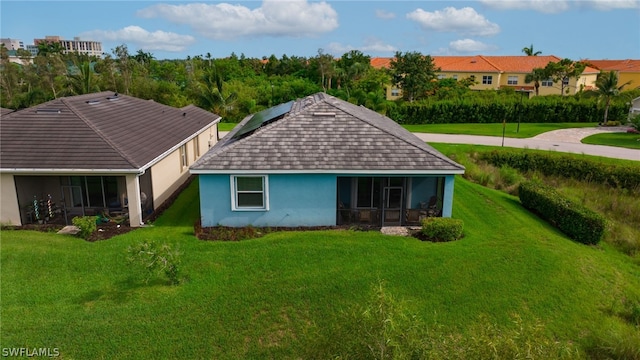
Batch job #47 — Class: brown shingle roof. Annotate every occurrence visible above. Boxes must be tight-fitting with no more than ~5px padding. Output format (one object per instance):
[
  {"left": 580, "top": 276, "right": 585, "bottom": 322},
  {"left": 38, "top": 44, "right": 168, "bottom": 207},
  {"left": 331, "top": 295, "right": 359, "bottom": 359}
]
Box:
[
  {"left": 0, "top": 92, "right": 220, "bottom": 171},
  {"left": 191, "top": 93, "right": 464, "bottom": 173},
  {"left": 1, "top": 108, "right": 14, "bottom": 116}
]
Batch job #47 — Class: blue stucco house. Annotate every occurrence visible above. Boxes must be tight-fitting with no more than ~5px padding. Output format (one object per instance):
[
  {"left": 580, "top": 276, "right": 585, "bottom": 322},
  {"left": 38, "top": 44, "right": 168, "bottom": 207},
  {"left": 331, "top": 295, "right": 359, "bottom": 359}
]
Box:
[{"left": 190, "top": 93, "right": 464, "bottom": 228}]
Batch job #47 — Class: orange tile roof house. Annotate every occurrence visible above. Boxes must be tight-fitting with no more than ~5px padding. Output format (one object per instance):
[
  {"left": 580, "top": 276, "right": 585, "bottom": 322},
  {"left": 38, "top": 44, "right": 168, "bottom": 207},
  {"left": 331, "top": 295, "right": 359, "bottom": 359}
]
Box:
[
  {"left": 584, "top": 59, "right": 640, "bottom": 90},
  {"left": 371, "top": 55, "right": 600, "bottom": 99},
  {"left": 0, "top": 92, "right": 221, "bottom": 227}
]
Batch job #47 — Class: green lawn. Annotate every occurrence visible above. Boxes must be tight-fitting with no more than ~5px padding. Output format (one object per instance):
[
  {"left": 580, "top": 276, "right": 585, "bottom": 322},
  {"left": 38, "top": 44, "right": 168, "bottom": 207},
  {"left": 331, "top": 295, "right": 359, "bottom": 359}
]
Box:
[
  {"left": 2, "top": 177, "right": 639, "bottom": 358},
  {"left": 582, "top": 131, "right": 640, "bottom": 150},
  {"left": 404, "top": 122, "right": 598, "bottom": 138}
]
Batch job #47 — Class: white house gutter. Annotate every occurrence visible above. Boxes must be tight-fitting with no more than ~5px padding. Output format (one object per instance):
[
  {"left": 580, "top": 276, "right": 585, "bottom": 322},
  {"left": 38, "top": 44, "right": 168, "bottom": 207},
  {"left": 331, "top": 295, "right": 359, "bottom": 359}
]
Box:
[
  {"left": 0, "top": 168, "right": 144, "bottom": 175},
  {"left": 190, "top": 169, "right": 465, "bottom": 175}
]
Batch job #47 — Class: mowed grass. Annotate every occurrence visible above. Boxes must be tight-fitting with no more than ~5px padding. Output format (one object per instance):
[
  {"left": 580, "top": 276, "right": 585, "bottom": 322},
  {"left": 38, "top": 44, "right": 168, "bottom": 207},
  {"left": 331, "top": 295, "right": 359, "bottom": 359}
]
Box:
[
  {"left": 403, "top": 122, "right": 598, "bottom": 138},
  {"left": 582, "top": 131, "right": 640, "bottom": 150},
  {"left": 2, "top": 178, "right": 639, "bottom": 359}
]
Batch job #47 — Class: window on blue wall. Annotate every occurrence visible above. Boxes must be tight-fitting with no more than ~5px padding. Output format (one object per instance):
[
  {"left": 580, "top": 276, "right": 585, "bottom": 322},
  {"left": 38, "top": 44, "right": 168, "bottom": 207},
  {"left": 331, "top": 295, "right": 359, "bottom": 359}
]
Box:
[{"left": 231, "top": 175, "right": 269, "bottom": 211}]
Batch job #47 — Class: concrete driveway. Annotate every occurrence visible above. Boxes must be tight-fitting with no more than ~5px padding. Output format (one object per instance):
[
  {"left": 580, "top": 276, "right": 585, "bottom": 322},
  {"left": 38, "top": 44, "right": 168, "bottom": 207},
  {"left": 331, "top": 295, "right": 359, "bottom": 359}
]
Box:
[{"left": 415, "top": 127, "right": 640, "bottom": 161}]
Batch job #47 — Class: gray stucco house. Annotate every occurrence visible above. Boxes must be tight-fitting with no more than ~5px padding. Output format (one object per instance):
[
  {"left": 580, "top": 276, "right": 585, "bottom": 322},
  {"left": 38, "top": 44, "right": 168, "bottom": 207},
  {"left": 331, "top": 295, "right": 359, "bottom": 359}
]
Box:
[{"left": 190, "top": 92, "right": 465, "bottom": 228}]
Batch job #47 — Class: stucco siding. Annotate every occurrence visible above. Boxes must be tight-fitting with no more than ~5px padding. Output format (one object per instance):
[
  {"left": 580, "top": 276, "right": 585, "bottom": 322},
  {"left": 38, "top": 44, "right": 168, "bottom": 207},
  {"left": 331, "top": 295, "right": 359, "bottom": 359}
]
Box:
[
  {"left": 1, "top": 174, "right": 21, "bottom": 225},
  {"left": 151, "top": 124, "right": 218, "bottom": 210},
  {"left": 199, "top": 174, "right": 337, "bottom": 227}
]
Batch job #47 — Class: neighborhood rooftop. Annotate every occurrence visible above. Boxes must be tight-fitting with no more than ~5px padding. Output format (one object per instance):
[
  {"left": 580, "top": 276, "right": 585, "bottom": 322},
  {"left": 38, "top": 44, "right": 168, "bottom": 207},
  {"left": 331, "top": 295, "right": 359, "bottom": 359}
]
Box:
[
  {"left": 191, "top": 92, "right": 464, "bottom": 173},
  {"left": 0, "top": 92, "right": 220, "bottom": 172}
]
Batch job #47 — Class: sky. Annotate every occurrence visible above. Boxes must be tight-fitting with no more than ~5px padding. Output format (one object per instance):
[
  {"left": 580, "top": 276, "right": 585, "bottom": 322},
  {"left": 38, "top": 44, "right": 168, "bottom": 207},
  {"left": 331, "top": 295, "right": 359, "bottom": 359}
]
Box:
[{"left": 1, "top": 0, "right": 639, "bottom": 61}]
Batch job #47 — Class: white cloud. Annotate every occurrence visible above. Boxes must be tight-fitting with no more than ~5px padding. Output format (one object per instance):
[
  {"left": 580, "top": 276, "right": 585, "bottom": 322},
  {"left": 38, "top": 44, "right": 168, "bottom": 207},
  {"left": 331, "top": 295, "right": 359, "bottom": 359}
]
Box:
[
  {"left": 375, "top": 9, "right": 396, "bottom": 19},
  {"left": 448, "top": 39, "right": 498, "bottom": 53},
  {"left": 479, "top": 0, "right": 570, "bottom": 13},
  {"left": 80, "top": 26, "right": 195, "bottom": 52},
  {"left": 406, "top": 7, "right": 500, "bottom": 36},
  {"left": 137, "top": 0, "right": 338, "bottom": 40},
  {"left": 584, "top": 0, "right": 640, "bottom": 10},
  {"left": 326, "top": 38, "right": 397, "bottom": 56},
  {"left": 479, "top": 0, "right": 638, "bottom": 13}
]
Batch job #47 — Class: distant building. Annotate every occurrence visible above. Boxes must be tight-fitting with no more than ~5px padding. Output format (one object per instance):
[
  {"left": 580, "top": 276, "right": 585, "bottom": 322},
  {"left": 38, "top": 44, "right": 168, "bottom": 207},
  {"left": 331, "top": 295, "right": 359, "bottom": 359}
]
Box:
[
  {"left": 0, "top": 38, "right": 25, "bottom": 51},
  {"left": 372, "top": 55, "right": 600, "bottom": 100},
  {"left": 33, "top": 35, "right": 102, "bottom": 57}
]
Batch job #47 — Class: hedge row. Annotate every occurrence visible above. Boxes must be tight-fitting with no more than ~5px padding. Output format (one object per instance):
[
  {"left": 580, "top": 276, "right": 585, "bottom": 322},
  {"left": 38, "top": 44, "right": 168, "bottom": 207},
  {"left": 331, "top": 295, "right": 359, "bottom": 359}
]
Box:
[
  {"left": 388, "top": 100, "right": 628, "bottom": 125},
  {"left": 479, "top": 150, "right": 640, "bottom": 190},
  {"left": 518, "top": 181, "right": 605, "bottom": 245}
]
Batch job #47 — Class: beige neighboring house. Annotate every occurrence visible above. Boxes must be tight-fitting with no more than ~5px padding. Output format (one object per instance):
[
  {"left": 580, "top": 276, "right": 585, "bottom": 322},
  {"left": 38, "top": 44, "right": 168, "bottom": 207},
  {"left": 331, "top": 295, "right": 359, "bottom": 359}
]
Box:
[
  {"left": 0, "top": 92, "right": 221, "bottom": 227},
  {"left": 372, "top": 55, "right": 599, "bottom": 100}
]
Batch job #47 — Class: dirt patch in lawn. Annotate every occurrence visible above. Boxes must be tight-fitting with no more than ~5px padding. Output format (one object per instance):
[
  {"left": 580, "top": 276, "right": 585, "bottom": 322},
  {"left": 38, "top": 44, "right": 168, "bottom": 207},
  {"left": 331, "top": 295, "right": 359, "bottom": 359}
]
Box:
[{"left": 195, "top": 222, "right": 380, "bottom": 241}]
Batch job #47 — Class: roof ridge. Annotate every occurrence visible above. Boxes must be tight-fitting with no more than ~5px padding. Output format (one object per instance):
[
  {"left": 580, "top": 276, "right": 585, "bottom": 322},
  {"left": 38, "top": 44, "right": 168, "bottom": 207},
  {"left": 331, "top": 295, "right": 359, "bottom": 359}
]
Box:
[
  {"left": 477, "top": 55, "right": 502, "bottom": 72},
  {"left": 324, "top": 96, "right": 464, "bottom": 170},
  {"left": 61, "top": 97, "right": 138, "bottom": 169}
]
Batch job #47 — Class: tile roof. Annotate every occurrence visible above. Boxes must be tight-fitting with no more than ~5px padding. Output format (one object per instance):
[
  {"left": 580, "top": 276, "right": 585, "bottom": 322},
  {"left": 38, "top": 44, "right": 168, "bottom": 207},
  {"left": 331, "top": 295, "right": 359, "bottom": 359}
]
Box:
[
  {"left": 371, "top": 55, "right": 600, "bottom": 74},
  {"left": 191, "top": 93, "right": 464, "bottom": 173},
  {"left": 0, "top": 92, "right": 220, "bottom": 172},
  {"left": 584, "top": 59, "right": 640, "bottom": 72}
]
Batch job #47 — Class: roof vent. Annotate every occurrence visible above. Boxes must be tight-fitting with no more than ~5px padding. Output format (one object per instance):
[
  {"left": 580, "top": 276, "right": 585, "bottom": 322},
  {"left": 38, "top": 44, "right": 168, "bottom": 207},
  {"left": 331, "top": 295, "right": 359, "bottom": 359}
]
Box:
[
  {"left": 470, "top": 59, "right": 477, "bottom": 63},
  {"left": 107, "top": 95, "right": 119, "bottom": 101},
  {"left": 86, "top": 99, "right": 100, "bottom": 105},
  {"left": 312, "top": 112, "right": 336, "bottom": 117},
  {"left": 35, "top": 108, "right": 61, "bottom": 114}
]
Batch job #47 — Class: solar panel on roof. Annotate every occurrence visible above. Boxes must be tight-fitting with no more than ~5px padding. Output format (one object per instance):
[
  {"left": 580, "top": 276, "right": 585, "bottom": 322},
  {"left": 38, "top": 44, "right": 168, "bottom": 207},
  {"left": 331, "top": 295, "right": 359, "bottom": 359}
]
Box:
[{"left": 232, "top": 100, "right": 294, "bottom": 139}]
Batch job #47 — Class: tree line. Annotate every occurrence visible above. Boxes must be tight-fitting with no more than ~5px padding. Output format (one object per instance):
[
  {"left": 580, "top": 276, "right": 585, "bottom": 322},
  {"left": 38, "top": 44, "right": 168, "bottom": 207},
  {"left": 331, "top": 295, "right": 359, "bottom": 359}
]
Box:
[{"left": 1, "top": 44, "right": 637, "bottom": 124}]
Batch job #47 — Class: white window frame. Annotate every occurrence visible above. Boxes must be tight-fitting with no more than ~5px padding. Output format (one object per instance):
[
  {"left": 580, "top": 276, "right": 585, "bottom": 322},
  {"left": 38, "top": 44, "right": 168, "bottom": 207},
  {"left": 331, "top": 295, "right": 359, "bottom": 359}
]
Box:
[
  {"left": 230, "top": 175, "right": 269, "bottom": 211},
  {"left": 193, "top": 136, "right": 200, "bottom": 160},
  {"left": 452, "top": 75, "right": 458, "bottom": 80},
  {"left": 179, "top": 145, "right": 188, "bottom": 170},
  {"left": 390, "top": 88, "right": 401, "bottom": 96},
  {"left": 541, "top": 78, "right": 553, "bottom": 87},
  {"left": 482, "top": 75, "right": 493, "bottom": 85},
  {"left": 507, "top": 76, "right": 518, "bottom": 85}
]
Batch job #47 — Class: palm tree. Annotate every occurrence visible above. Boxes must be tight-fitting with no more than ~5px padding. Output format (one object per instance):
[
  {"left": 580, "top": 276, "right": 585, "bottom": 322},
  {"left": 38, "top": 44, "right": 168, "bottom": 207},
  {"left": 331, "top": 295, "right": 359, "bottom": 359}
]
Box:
[
  {"left": 522, "top": 44, "right": 542, "bottom": 56},
  {"left": 198, "top": 67, "right": 237, "bottom": 117},
  {"left": 593, "top": 70, "right": 631, "bottom": 125},
  {"left": 524, "top": 68, "right": 547, "bottom": 96}
]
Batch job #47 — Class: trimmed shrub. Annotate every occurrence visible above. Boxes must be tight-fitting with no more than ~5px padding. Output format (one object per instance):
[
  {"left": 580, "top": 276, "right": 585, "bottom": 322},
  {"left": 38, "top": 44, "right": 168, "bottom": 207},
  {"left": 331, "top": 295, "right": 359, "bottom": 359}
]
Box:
[
  {"left": 71, "top": 216, "right": 98, "bottom": 240},
  {"left": 518, "top": 181, "right": 606, "bottom": 245},
  {"left": 421, "top": 217, "right": 464, "bottom": 242}
]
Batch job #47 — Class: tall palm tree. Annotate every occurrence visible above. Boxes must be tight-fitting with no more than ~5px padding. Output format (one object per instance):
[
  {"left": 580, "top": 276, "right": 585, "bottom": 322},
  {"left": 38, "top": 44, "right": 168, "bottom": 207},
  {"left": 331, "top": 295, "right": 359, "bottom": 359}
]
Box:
[
  {"left": 522, "top": 44, "right": 542, "bottom": 56},
  {"left": 524, "top": 68, "right": 547, "bottom": 96},
  {"left": 593, "top": 70, "right": 631, "bottom": 125}
]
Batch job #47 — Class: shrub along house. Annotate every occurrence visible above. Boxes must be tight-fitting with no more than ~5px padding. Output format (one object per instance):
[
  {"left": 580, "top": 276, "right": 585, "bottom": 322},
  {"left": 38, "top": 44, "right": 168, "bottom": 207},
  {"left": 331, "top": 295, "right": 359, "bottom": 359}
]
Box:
[
  {"left": 190, "top": 93, "right": 464, "bottom": 228},
  {"left": 0, "top": 92, "right": 220, "bottom": 227}
]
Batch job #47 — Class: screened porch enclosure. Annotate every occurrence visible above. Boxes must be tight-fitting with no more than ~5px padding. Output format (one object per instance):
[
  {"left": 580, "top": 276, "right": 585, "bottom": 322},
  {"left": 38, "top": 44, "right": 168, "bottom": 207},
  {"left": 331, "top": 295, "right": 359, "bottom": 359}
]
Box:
[
  {"left": 13, "top": 174, "right": 153, "bottom": 225},
  {"left": 336, "top": 176, "right": 444, "bottom": 227}
]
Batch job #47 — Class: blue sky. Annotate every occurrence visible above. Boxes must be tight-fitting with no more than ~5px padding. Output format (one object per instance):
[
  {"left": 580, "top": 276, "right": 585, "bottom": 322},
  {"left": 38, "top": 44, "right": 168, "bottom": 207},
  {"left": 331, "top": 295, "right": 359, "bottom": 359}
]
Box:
[{"left": 1, "top": 0, "right": 639, "bottom": 60}]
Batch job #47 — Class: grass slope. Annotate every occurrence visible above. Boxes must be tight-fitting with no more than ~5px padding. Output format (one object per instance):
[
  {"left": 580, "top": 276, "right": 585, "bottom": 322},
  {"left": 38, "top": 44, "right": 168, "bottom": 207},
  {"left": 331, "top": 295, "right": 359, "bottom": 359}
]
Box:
[
  {"left": 582, "top": 132, "right": 640, "bottom": 149},
  {"left": 1, "top": 178, "right": 639, "bottom": 359}
]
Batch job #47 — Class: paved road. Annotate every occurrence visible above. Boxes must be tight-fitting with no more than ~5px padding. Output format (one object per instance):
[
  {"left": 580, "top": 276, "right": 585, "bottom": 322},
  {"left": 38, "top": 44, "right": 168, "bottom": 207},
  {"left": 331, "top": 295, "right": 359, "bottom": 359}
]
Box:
[
  {"left": 415, "top": 127, "right": 640, "bottom": 161},
  {"left": 220, "top": 127, "right": 640, "bottom": 161}
]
